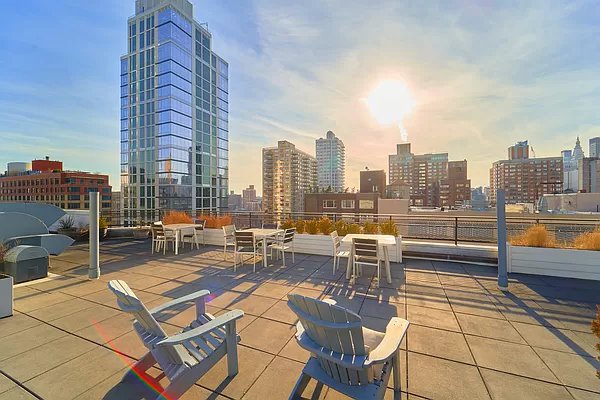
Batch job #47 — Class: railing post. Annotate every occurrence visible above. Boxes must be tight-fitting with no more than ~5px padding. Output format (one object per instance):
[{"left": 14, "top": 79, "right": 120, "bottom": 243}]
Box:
[
  {"left": 497, "top": 189, "right": 509, "bottom": 291},
  {"left": 249, "top": 212, "right": 252, "bottom": 228},
  {"left": 454, "top": 217, "right": 458, "bottom": 245},
  {"left": 88, "top": 192, "right": 100, "bottom": 280}
]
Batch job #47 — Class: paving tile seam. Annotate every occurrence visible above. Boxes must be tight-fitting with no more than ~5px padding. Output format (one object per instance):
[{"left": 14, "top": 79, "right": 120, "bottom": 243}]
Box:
[
  {"left": 443, "top": 278, "right": 495, "bottom": 400},
  {"left": 0, "top": 370, "right": 43, "bottom": 400}
]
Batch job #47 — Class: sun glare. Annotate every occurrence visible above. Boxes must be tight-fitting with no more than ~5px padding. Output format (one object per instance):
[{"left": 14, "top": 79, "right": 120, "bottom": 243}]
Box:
[{"left": 366, "top": 80, "right": 415, "bottom": 141}]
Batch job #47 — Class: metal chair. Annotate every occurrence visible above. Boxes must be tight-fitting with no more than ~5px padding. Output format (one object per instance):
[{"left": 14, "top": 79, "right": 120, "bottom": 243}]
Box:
[
  {"left": 222, "top": 224, "right": 236, "bottom": 260},
  {"left": 268, "top": 228, "right": 296, "bottom": 267},
  {"left": 261, "top": 222, "right": 279, "bottom": 229},
  {"left": 151, "top": 226, "right": 176, "bottom": 255},
  {"left": 108, "top": 280, "right": 244, "bottom": 400},
  {"left": 233, "top": 230, "right": 262, "bottom": 272},
  {"left": 352, "top": 238, "right": 382, "bottom": 287},
  {"left": 330, "top": 230, "right": 350, "bottom": 274},
  {"left": 287, "top": 294, "right": 409, "bottom": 400},
  {"left": 182, "top": 220, "right": 206, "bottom": 249}
]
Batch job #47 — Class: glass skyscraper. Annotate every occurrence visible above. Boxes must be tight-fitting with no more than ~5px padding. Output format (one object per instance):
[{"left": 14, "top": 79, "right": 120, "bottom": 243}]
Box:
[
  {"left": 120, "top": 0, "right": 228, "bottom": 223},
  {"left": 316, "top": 131, "right": 345, "bottom": 192}
]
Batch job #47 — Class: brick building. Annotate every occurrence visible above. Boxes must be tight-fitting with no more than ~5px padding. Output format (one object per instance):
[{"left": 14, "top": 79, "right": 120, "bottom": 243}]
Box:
[
  {"left": 439, "top": 160, "right": 471, "bottom": 207},
  {"left": 489, "top": 143, "right": 562, "bottom": 205},
  {"left": 0, "top": 157, "right": 112, "bottom": 212}
]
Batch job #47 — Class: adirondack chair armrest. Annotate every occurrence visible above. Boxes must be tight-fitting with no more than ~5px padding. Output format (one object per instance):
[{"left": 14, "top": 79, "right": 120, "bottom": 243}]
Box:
[
  {"left": 365, "top": 318, "right": 409, "bottom": 365},
  {"left": 156, "top": 310, "right": 244, "bottom": 346},
  {"left": 149, "top": 290, "right": 211, "bottom": 316}
]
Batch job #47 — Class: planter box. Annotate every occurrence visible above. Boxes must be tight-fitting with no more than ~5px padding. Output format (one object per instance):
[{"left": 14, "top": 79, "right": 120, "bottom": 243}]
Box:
[
  {"left": 189, "top": 230, "right": 403, "bottom": 262},
  {"left": 507, "top": 244, "right": 600, "bottom": 281},
  {"left": 292, "top": 234, "right": 403, "bottom": 262},
  {"left": 0, "top": 274, "right": 13, "bottom": 318}
]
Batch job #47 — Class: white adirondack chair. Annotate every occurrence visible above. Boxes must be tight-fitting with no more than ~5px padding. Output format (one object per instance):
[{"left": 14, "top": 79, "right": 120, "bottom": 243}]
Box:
[
  {"left": 108, "top": 280, "right": 244, "bottom": 400},
  {"left": 287, "top": 294, "right": 409, "bottom": 400}
]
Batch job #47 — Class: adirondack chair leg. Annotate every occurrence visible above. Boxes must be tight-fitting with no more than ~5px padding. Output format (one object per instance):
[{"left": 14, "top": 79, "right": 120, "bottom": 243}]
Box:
[
  {"left": 226, "top": 321, "right": 239, "bottom": 377},
  {"left": 392, "top": 349, "right": 401, "bottom": 392},
  {"left": 289, "top": 372, "right": 311, "bottom": 400},
  {"left": 122, "top": 351, "right": 156, "bottom": 382},
  {"left": 311, "top": 382, "right": 324, "bottom": 400}
]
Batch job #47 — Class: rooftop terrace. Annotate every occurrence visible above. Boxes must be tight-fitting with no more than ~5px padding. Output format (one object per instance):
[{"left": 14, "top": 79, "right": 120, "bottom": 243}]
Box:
[{"left": 1, "top": 240, "right": 599, "bottom": 399}]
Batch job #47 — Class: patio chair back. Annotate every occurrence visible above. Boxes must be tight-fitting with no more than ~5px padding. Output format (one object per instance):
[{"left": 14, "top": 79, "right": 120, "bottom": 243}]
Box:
[
  {"left": 234, "top": 230, "right": 255, "bottom": 249},
  {"left": 194, "top": 220, "right": 206, "bottom": 231},
  {"left": 261, "top": 222, "right": 279, "bottom": 229},
  {"left": 108, "top": 280, "right": 188, "bottom": 366},
  {"left": 151, "top": 226, "right": 165, "bottom": 238},
  {"left": 331, "top": 230, "right": 341, "bottom": 251},
  {"left": 287, "top": 294, "right": 370, "bottom": 385},
  {"left": 281, "top": 228, "right": 296, "bottom": 244},
  {"left": 223, "top": 224, "right": 236, "bottom": 238},
  {"left": 353, "top": 238, "right": 379, "bottom": 263}
]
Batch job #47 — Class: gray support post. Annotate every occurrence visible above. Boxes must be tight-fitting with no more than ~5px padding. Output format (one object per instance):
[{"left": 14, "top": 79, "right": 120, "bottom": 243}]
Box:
[
  {"left": 496, "top": 189, "right": 508, "bottom": 291},
  {"left": 89, "top": 192, "right": 100, "bottom": 279}
]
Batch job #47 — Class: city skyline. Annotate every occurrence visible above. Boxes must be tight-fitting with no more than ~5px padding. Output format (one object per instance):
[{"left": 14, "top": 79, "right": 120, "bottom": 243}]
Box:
[{"left": 2, "top": 1, "right": 600, "bottom": 196}]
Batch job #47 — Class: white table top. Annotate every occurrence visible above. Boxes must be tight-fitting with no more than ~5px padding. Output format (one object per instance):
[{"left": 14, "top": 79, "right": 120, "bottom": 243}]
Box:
[
  {"left": 162, "top": 223, "right": 202, "bottom": 230},
  {"left": 243, "top": 228, "right": 283, "bottom": 238},
  {"left": 341, "top": 234, "right": 398, "bottom": 246}
]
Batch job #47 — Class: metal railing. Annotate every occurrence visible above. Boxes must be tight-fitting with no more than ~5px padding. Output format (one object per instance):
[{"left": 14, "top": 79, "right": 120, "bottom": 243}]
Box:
[{"left": 99, "top": 209, "right": 600, "bottom": 246}]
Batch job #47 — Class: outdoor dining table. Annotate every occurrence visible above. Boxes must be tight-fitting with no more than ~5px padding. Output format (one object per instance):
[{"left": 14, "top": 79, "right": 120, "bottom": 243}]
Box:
[
  {"left": 243, "top": 228, "right": 283, "bottom": 268},
  {"left": 342, "top": 234, "right": 398, "bottom": 284},
  {"left": 162, "top": 223, "right": 203, "bottom": 255}
]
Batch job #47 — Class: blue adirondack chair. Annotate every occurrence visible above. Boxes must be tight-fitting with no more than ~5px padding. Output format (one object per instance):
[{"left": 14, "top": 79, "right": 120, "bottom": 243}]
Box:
[{"left": 287, "top": 294, "right": 409, "bottom": 399}]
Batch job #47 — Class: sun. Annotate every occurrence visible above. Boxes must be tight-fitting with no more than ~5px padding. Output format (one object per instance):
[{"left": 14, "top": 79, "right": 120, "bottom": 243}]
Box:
[{"left": 366, "top": 79, "right": 415, "bottom": 130}]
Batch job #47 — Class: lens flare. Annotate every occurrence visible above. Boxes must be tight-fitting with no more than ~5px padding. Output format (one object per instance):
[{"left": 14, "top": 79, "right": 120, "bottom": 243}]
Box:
[{"left": 366, "top": 80, "right": 415, "bottom": 142}]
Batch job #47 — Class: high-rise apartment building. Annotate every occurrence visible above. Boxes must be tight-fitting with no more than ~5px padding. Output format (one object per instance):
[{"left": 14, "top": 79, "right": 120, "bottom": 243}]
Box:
[
  {"left": 589, "top": 137, "right": 600, "bottom": 158},
  {"left": 0, "top": 158, "right": 112, "bottom": 212},
  {"left": 262, "top": 141, "right": 317, "bottom": 215},
  {"left": 439, "top": 160, "right": 471, "bottom": 207},
  {"left": 242, "top": 184, "right": 257, "bottom": 209},
  {"left": 316, "top": 131, "right": 345, "bottom": 192},
  {"left": 120, "top": 0, "right": 229, "bottom": 224},
  {"left": 489, "top": 142, "right": 562, "bottom": 205},
  {"left": 227, "top": 191, "right": 242, "bottom": 210},
  {"left": 388, "top": 143, "right": 452, "bottom": 206},
  {"left": 578, "top": 157, "right": 600, "bottom": 193}
]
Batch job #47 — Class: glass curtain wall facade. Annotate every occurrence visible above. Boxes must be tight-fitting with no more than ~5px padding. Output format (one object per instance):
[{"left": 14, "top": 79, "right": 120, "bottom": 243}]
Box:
[
  {"left": 316, "top": 130, "right": 345, "bottom": 192},
  {"left": 120, "top": 0, "right": 228, "bottom": 224}
]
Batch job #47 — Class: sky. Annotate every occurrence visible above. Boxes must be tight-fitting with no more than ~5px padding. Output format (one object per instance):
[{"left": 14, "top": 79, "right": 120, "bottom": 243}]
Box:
[{"left": 1, "top": 0, "right": 600, "bottom": 196}]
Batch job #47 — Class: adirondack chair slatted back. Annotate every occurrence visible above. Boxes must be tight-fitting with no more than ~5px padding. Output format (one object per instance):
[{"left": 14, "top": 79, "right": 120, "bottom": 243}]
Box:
[
  {"left": 288, "top": 294, "right": 370, "bottom": 385},
  {"left": 282, "top": 228, "right": 296, "bottom": 244},
  {"left": 234, "top": 230, "right": 254, "bottom": 248},
  {"left": 353, "top": 238, "right": 379, "bottom": 261},
  {"left": 108, "top": 280, "right": 188, "bottom": 366}
]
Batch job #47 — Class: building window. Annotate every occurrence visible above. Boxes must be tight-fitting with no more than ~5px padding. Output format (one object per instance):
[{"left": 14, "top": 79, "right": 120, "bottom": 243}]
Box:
[
  {"left": 323, "top": 200, "right": 336, "bottom": 208},
  {"left": 359, "top": 200, "right": 374, "bottom": 209},
  {"left": 341, "top": 199, "right": 355, "bottom": 209}
]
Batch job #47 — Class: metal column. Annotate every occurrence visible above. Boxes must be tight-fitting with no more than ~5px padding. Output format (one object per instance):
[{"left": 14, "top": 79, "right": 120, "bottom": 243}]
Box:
[
  {"left": 89, "top": 192, "right": 100, "bottom": 279},
  {"left": 496, "top": 189, "right": 508, "bottom": 291}
]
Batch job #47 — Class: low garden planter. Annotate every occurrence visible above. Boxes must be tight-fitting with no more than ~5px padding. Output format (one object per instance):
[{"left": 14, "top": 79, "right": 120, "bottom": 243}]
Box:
[
  {"left": 507, "top": 244, "right": 600, "bottom": 281},
  {"left": 0, "top": 273, "right": 13, "bottom": 318},
  {"left": 133, "top": 228, "right": 150, "bottom": 240}
]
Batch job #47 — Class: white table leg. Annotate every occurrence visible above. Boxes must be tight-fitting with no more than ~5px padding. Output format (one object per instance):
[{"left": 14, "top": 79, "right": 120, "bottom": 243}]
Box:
[
  {"left": 263, "top": 237, "right": 268, "bottom": 268},
  {"left": 346, "top": 244, "right": 353, "bottom": 280},
  {"left": 383, "top": 246, "right": 391, "bottom": 283},
  {"left": 175, "top": 230, "right": 179, "bottom": 255}
]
